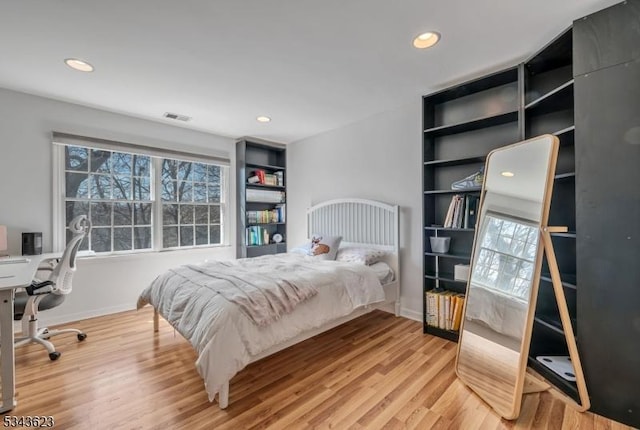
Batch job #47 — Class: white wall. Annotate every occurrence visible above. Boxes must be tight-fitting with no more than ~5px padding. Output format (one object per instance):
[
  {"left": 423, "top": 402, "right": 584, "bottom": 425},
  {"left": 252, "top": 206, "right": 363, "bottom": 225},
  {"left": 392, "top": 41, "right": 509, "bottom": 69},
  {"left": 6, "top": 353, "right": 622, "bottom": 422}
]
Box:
[
  {"left": 287, "top": 102, "right": 423, "bottom": 321},
  {"left": 0, "top": 87, "right": 236, "bottom": 326}
]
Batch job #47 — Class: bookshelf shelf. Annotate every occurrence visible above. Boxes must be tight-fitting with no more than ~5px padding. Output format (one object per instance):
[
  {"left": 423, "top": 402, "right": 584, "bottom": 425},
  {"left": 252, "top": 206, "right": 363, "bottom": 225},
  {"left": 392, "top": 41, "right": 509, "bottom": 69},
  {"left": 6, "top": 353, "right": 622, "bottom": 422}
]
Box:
[
  {"left": 247, "top": 243, "right": 286, "bottom": 248},
  {"left": 246, "top": 161, "right": 285, "bottom": 171},
  {"left": 549, "top": 231, "right": 577, "bottom": 238},
  {"left": 246, "top": 200, "right": 286, "bottom": 204},
  {"left": 525, "top": 79, "right": 575, "bottom": 110},
  {"left": 424, "top": 252, "right": 471, "bottom": 260},
  {"left": 246, "top": 183, "right": 285, "bottom": 190},
  {"left": 526, "top": 82, "right": 574, "bottom": 117},
  {"left": 247, "top": 222, "right": 286, "bottom": 227},
  {"left": 424, "top": 111, "right": 518, "bottom": 137},
  {"left": 423, "top": 188, "right": 481, "bottom": 195},
  {"left": 424, "top": 273, "right": 467, "bottom": 285},
  {"left": 534, "top": 315, "right": 576, "bottom": 336},
  {"left": 528, "top": 358, "right": 579, "bottom": 402},
  {"left": 423, "top": 155, "right": 486, "bottom": 167},
  {"left": 425, "top": 325, "right": 460, "bottom": 342},
  {"left": 554, "top": 172, "right": 575, "bottom": 180},
  {"left": 552, "top": 125, "right": 575, "bottom": 137},
  {"left": 540, "top": 272, "right": 577, "bottom": 290},
  {"left": 425, "top": 226, "right": 475, "bottom": 232}
]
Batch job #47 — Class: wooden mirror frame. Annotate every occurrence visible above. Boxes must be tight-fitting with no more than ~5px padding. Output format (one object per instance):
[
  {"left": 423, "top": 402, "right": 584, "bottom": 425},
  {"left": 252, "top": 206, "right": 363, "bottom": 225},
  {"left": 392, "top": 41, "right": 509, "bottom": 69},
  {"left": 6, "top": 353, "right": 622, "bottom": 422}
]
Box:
[{"left": 454, "top": 134, "right": 588, "bottom": 419}]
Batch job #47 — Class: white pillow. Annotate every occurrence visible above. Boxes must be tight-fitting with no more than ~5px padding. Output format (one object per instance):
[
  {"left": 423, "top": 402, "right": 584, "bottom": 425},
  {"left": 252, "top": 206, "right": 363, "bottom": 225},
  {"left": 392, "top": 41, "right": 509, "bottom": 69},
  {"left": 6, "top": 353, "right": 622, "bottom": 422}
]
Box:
[
  {"left": 289, "top": 242, "right": 312, "bottom": 255},
  {"left": 336, "top": 246, "right": 388, "bottom": 265},
  {"left": 309, "top": 234, "right": 342, "bottom": 260}
]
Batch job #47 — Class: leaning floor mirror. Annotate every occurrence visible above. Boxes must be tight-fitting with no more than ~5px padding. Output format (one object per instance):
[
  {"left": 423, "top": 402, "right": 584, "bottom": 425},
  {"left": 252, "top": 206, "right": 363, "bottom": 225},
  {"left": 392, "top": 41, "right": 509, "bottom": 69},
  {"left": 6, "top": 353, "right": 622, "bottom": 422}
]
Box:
[{"left": 455, "top": 134, "right": 589, "bottom": 419}]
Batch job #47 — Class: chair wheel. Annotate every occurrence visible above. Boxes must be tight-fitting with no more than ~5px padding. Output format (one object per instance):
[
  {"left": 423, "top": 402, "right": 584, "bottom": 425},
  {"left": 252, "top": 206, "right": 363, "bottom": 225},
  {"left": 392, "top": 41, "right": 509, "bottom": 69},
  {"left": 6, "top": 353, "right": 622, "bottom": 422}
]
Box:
[
  {"left": 49, "top": 352, "right": 61, "bottom": 361},
  {"left": 77, "top": 333, "right": 87, "bottom": 341}
]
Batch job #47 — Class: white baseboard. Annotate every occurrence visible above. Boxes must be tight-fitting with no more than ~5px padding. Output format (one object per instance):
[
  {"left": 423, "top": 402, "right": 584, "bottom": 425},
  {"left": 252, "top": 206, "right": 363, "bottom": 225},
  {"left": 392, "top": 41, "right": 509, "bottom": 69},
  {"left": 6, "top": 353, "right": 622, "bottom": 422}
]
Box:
[
  {"left": 13, "top": 303, "right": 424, "bottom": 334},
  {"left": 42, "top": 304, "right": 136, "bottom": 327},
  {"left": 399, "top": 307, "right": 422, "bottom": 322}
]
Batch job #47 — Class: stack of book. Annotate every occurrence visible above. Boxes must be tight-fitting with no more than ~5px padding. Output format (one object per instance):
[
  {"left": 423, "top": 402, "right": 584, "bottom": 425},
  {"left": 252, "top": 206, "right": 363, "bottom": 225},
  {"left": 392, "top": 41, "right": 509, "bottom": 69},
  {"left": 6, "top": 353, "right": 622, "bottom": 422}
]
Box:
[
  {"left": 443, "top": 194, "right": 479, "bottom": 229},
  {"left": 425, "top": 290, "right": 465, "bottom": 331},
  {"left": 247, "top": 170, "right": 284, "bottom": 187},
  {"left": 245, "top": 226, "right": 270, "bottom": 246},
  {"left": 247, "top": 205, "right": 285, "bottom": 224}
]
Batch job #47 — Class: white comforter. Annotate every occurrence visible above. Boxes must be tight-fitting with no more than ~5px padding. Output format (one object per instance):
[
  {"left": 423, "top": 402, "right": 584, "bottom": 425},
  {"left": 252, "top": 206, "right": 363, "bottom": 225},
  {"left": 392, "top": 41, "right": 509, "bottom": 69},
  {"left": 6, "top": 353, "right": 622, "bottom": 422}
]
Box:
[{"left": 137, "top": 253, "right": 385, "bottom": 401}]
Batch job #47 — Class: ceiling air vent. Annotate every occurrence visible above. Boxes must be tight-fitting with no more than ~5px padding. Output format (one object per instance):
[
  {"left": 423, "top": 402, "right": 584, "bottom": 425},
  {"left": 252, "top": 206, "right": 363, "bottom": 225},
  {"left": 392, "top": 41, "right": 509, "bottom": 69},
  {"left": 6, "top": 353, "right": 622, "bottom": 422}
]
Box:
[{"left": 163, "top": 112, "right": 191, "bottom": 122}]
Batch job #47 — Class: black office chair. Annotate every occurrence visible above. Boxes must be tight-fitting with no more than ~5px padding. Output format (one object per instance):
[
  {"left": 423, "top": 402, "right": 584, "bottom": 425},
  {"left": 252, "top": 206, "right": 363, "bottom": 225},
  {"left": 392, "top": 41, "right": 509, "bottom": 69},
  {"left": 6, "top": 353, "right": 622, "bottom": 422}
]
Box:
[{"left": 14, "top": 215, "right": 91, "bottom": 360}]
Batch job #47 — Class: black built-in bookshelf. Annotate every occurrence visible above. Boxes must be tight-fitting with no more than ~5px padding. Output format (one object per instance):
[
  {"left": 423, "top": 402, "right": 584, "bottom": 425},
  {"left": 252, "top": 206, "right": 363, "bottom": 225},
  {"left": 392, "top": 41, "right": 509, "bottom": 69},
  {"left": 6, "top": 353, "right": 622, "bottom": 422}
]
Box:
[
  {"left": 422, "top": 66, "right": 521, "bottom": 344},
  {"left": 522, "top": 27, "right": 580, "bottom": 403},
  {"left": 236, "top": 139, "right": 287, "bottom": 258},
  {"left": 422, "top": 29, "right": 580, "bottom": 397},
  {"left": 423, "top": 2, "right": 640, "bottom": 425}
]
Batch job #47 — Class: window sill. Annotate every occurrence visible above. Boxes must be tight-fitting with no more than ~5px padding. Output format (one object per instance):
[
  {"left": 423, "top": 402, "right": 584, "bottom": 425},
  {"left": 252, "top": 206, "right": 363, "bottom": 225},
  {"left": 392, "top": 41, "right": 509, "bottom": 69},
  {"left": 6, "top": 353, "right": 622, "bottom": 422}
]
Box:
[{"left": 77, "top": 244, "right": 233, "bottom": 263}]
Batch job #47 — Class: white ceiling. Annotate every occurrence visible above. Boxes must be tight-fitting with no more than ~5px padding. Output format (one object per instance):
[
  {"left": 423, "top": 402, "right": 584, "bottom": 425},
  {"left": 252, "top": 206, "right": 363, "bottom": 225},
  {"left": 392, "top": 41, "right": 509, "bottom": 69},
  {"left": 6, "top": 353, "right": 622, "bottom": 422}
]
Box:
[{"left": 0, "top": 0, "right": 620, "bottom": 143}]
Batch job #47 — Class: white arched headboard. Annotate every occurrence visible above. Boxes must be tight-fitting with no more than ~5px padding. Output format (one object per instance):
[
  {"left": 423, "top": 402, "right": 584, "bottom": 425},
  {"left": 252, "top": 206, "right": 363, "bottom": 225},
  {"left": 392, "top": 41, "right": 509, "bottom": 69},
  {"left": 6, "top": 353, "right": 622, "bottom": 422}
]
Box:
[{"left": 307, "top": 198, "right": 400, "bottom": 315}]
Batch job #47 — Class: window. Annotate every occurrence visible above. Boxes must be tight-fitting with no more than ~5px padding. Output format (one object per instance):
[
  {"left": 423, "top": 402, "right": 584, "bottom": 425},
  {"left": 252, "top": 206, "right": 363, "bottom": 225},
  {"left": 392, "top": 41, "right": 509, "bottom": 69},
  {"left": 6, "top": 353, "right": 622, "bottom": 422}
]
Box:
[
  {"left": 65, "top": 147, "right": 153, "bottom": 252},
  {"left": 58, "top": 139, "right": 227, "bottom": 254},
  {"left": 160, "top": 159, "right": 222, "bottom": 247}
]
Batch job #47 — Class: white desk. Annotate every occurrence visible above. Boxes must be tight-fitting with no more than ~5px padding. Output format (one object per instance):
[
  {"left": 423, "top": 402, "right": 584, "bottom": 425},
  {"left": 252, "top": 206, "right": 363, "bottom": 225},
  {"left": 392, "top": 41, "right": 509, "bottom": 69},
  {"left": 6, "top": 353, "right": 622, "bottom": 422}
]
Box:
[{"left": 0, "top": 253, "right": 61, "bottom": 413}]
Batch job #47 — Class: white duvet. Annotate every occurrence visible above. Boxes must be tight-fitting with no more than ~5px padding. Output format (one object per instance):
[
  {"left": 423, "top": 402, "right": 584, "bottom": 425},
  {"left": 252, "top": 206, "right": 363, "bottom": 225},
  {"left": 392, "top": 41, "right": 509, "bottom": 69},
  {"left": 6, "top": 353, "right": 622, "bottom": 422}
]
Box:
[{"left": 137, "top": 253, "right": 385, "bottom": 401}]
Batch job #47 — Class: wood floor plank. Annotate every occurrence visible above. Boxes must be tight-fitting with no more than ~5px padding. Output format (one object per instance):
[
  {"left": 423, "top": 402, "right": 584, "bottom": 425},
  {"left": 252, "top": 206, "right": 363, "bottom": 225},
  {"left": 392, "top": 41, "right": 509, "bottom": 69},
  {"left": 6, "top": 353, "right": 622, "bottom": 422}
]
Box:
[{"left": 1, "top": 308, "right": 634, "bottom": 430}]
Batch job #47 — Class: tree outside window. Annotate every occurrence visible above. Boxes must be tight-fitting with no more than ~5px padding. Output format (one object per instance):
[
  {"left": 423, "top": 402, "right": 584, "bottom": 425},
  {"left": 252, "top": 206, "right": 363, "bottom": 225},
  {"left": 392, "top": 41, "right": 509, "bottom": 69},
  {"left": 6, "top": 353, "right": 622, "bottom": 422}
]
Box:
[{"left": 64, "top": 145, "right": 224, "bottom": 253}]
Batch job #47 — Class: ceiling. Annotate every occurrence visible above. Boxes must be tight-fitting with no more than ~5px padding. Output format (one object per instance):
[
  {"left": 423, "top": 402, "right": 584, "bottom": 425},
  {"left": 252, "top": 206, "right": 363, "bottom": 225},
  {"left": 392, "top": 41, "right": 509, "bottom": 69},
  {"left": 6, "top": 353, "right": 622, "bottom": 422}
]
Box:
[{"left": 0, "top": 0, "right": 619, "bottom": 144}]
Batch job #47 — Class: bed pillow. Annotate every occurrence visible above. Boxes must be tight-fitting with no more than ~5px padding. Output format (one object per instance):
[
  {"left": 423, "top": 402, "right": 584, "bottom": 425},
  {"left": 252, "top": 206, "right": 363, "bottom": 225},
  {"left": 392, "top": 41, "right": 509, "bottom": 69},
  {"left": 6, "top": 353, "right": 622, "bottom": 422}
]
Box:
[
  {"left": 309, "top": 234, "right": 342, "bottom": 260},
  {"left": 336, "top": 246, "right": 388, "bottom": 265}
]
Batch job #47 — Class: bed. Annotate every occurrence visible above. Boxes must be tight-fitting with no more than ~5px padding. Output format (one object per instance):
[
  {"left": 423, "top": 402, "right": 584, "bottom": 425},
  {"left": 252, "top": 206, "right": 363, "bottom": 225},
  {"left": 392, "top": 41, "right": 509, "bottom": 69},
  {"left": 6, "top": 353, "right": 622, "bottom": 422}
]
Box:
[{"left": 137, "top": 198, "right": 400, "bottom": 409}]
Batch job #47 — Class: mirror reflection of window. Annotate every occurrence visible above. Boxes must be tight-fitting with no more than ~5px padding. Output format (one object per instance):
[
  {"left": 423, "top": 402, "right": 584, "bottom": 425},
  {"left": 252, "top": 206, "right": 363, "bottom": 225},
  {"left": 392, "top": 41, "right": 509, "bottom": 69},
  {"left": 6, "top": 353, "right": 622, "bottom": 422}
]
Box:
[{"left": 472, "top": 213, "right": 539, "bottom": 301}]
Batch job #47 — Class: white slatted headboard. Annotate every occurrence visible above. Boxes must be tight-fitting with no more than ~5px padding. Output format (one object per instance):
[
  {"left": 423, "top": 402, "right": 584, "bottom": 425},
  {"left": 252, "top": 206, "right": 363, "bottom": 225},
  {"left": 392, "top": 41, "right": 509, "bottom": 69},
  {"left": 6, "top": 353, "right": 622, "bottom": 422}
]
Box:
[{"left": 307, "top": 198, "right": 400, "bottom": 315}]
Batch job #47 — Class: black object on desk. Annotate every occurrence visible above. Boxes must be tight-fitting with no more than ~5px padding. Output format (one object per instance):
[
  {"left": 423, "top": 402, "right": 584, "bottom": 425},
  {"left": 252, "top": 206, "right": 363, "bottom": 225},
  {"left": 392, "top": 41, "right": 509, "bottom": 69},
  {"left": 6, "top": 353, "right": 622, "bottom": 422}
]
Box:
[{"left": 22, "top": 232, "right": 42, "bottom": 255}]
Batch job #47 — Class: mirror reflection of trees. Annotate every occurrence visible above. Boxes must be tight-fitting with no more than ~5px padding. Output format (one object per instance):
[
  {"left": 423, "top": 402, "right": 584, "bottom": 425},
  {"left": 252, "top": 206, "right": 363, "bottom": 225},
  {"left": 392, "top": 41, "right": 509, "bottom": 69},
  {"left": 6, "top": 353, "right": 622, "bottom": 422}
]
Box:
[
  {"left": 472, "top": 214, "right": 538, "bottom": 300},
  {"left": 64, "top": 145, "right": 223, "bottom": 253}
]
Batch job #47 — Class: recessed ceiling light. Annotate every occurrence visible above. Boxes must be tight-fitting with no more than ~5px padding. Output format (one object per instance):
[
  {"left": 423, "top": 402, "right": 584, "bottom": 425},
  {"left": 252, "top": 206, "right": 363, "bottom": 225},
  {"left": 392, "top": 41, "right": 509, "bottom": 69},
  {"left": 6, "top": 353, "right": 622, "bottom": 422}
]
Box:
[
  {"left": 256, "top": 116, "right": 271, "bottom": 123},
  {"left": 64, "top": 58, "right": 94, "bottom": 72},
  {"left": 501, "top": 171, "right": 515, "bottom": 177},
  {"left": 413, "top": 31, "right": 441, "bottom": 49}
]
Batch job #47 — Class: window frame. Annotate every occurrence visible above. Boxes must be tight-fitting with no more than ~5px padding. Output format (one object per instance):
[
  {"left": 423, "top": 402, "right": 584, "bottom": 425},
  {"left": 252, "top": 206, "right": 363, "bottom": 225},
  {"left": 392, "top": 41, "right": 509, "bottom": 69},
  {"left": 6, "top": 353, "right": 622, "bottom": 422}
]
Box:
[{"left": 52, "top": 142, "right": 230, "bottom": 254}]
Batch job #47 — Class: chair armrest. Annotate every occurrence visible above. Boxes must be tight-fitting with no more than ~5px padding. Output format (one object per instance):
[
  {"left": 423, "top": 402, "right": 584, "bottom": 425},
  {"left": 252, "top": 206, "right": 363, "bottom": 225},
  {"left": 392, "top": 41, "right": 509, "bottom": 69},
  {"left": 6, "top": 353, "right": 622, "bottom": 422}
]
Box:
[{"left": 26, "top": 280, "right": 55, "bottom": 295}]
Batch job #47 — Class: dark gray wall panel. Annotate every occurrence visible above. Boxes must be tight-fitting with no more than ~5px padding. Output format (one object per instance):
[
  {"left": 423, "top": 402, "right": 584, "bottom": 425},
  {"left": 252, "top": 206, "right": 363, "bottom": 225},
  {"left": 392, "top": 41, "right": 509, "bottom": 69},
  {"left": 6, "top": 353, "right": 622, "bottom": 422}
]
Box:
[
  {"left": 575, "top": 58, "right": 640, "bottom": 428},
  {"left": 573, "top": 0, "right": 640, "bottom": 76}
]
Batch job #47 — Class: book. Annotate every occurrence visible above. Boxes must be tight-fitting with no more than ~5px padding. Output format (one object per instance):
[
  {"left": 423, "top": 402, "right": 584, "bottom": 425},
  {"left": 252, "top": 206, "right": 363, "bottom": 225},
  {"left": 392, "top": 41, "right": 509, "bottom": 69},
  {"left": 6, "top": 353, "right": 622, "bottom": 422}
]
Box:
[
  {"left": 451, "top": 294, "right": 465, "bottom": 331},
  {"left": 254, "top": 169, "right": 266, "bottom": 184},
  {"left": 444, "top": 196, "right": 457, "bottom": 228},
  {"left": 463, "top": 194, "right": 479, "bottom": 229},
  {"left": 425, "top": 290, "right": 439, "bottom": 327}
]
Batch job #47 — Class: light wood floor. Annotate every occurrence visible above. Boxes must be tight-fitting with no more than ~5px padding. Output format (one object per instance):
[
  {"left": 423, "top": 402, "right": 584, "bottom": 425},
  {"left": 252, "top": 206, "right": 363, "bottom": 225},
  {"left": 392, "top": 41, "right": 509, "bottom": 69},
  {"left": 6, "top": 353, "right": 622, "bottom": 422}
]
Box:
[{"left": 2, "top": 308, "right": 634, "bottom": 429}]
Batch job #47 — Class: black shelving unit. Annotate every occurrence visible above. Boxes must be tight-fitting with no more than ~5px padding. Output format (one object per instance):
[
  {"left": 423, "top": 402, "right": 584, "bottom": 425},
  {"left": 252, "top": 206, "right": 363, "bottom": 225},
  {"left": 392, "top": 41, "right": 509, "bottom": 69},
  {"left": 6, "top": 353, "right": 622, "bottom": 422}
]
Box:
[
  {"left": 523, "top": 26, "right": 580, "bottom": 403},
  {"left": 422, "top": 66, "right": 521, "bottom": 341},
  {"left": 236, "top": 139, "right": 287, "bottom": 258},
  {"left": 421, "top": 28, "right": 580, "bottom": 401}
]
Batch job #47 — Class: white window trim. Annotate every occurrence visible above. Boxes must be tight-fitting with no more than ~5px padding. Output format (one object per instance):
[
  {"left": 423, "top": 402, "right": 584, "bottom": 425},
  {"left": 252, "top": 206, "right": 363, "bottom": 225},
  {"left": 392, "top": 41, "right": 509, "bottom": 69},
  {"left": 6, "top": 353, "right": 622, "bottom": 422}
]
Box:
[{"left": 52, "top": 138, "right": 231, "bottom": 254}]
